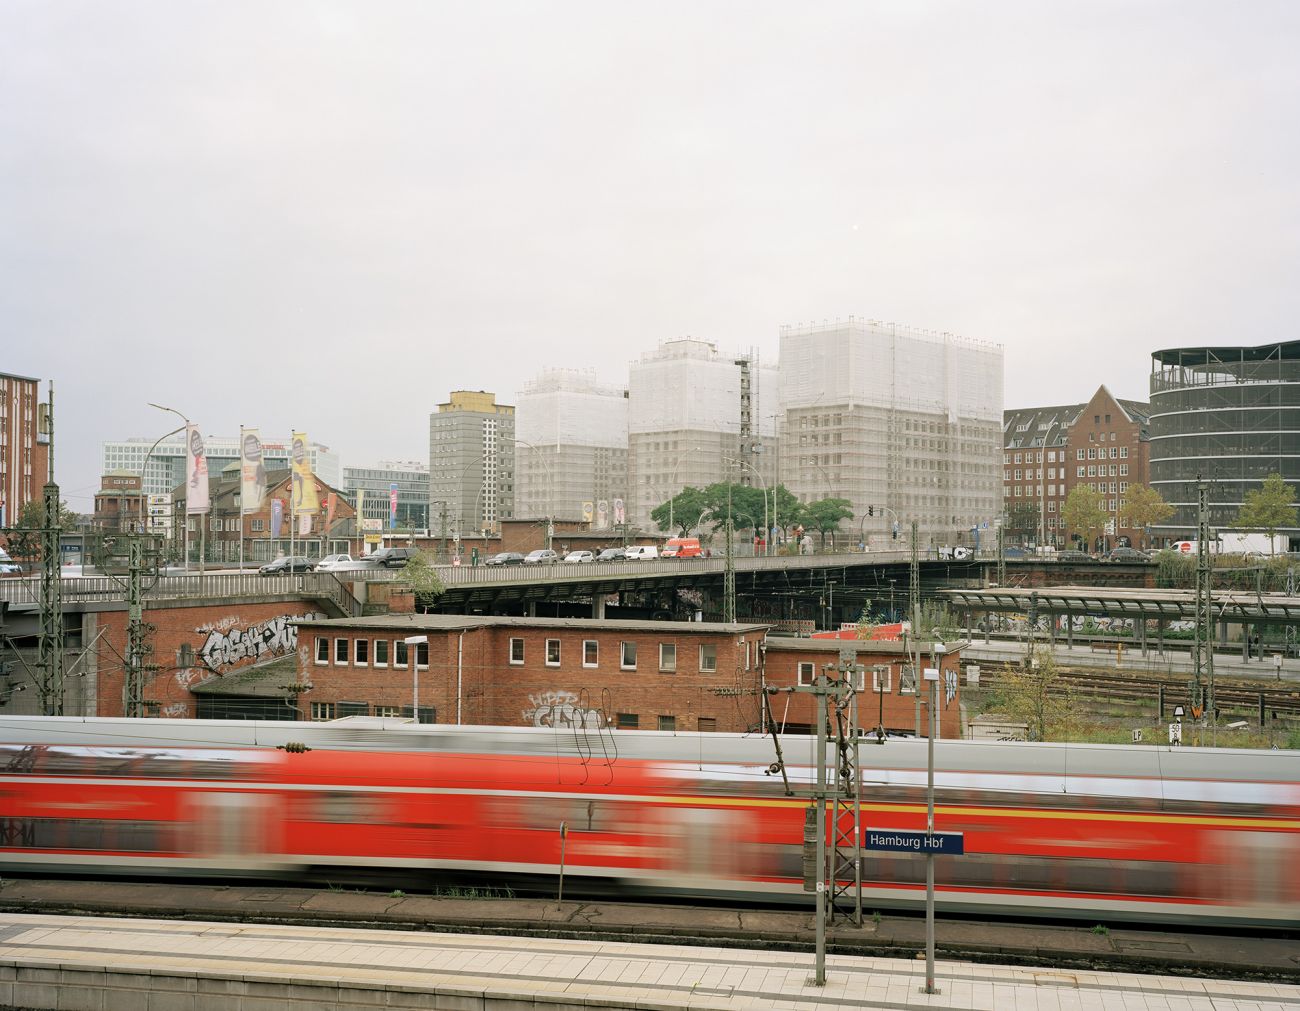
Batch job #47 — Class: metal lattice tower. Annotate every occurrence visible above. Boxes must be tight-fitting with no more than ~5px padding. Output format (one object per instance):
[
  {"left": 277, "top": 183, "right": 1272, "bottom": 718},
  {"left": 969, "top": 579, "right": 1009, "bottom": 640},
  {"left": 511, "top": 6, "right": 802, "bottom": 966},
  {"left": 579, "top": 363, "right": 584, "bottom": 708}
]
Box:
[
  {"left": 723, "top": 517, "right": 736, "bottom": 623},
  {"left": 1192, "top": 479, "right": 1214, "bottom": 724},
  {"left": 37, "top": 382, "right": 63, "bottom": 716},
  {"left": 735, "top": 355, "right": 753, "bottom": 477},
  {"left": 829, "top": 668, "right": 863, "bottom": 926},
  {"left": 909, "top": 519, "right": 921, "bottom": 734},
  {"left": 123, "top": 536, "right": 151, "bottom": 717}
]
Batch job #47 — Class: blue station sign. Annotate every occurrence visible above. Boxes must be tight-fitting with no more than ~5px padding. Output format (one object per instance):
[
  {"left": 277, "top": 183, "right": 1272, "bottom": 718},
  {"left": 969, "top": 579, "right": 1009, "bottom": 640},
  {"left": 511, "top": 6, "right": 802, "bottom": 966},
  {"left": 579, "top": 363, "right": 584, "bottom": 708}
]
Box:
[{"left": 864, "top": 829, "right": 965, "bottom": 855}]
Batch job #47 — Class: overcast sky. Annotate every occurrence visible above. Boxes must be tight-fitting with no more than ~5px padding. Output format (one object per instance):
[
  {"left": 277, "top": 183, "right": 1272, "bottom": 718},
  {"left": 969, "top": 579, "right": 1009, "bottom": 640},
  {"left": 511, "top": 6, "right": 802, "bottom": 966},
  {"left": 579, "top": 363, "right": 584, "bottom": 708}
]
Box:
[{"left": 3, "top": 2, "right": 1298, "bottom": 509}]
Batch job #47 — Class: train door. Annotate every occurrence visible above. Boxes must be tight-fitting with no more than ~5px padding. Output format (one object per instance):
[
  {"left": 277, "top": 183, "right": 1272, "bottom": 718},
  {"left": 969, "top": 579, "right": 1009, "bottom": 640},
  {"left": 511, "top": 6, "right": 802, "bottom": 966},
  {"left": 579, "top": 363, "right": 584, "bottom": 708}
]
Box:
[{"left": 184, "top": 791, "right": 274, "bottom": 871}]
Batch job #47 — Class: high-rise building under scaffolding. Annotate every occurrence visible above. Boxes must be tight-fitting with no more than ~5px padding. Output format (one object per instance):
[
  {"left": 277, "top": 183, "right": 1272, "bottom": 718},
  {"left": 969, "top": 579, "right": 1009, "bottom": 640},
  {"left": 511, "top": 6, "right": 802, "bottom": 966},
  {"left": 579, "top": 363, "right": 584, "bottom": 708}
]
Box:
[{"left": 779, "top": 319, "right": 1003, "bottom": 548}]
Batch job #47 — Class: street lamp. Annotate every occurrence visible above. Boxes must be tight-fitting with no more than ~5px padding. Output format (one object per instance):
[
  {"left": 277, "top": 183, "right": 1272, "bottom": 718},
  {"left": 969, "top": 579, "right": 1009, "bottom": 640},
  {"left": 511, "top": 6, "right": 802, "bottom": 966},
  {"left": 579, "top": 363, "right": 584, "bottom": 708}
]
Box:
[
  {"left": 403, "top": 635, "right": 428, "bottom": 723},
  {"left": 923, "top": 636, "right": 945, "bottom": 995},
  {"left": 724, "top": 455, "right": 769, "bottom": 556},
  {"left": 661, "top": 447, "right": 701, "bottom": 535},
  {"left": 149, "top": 403, "right": 196, "bottom": 573}
]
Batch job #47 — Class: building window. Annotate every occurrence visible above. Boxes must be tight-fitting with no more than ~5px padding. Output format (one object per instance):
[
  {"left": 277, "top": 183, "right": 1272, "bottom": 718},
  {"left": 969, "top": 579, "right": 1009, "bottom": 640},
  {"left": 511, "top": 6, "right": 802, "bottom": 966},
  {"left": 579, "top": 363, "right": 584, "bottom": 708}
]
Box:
[
  {"left": 658, "top": 715, "right": 676, "bottom": 732},
  {"left": 659, "top": 643, "right": 676, "bottom": 672},
  {"left": 1013, "top": 453, "right": 1021, "bottom": 464},
  {"left": 1076, "top": 466, "right": 1084, "bottom": 478},
  {"left": 699, "top": 644, "right": 717, "bottom": 673},
  {"left": 338, "top": 701, "right": 368, "bottom": 718},
  {"left": 414, "top": 642, "right": 429, "bottom": 669},
  {"left": 509, "top": 637, "right": 524, "bottom": 665},
  {"left": 1087, "top": 466, "right": 1095, "bottom": 477},
  {"left": 698, "top": 717, "right": 717, "bottom": 732},
  {"left": 1013, "top": 469, "right": 1022, "bottom": 481},
  {"left": 797, "top": 661, "right": 815, "bottom": 686},
  {"left": 355, "top": 639, "right": 369, "bottom": 666},
  {"left": 395, "top": 640, "right": 409, "bottom": 668},
  {"left": 617, "top": 712, "right": 639, "bottom": 729},
  {"left": 374, "top": 706, "right": 401, "bottom": 718},
  {"left": 1120, "top": 464, "right": 1129, "bottom": 476},
  {"left": 310, "top": 702, "right": 335, "bottom": 722},
  {"left": 334, "top": 639, "right": 348, "bottom": 664},
  {"left": 315, "top": 637, "right": 329, "bottom": 664},
  {"left": 374, "top": 639, "right": 389, "bottom": 667},
  {"left": 899, "top": 666, "right": 917, "bottom": 695},
  {"left": 251, "top": 519, "right": 265, "bottom": 532},
  {"left": 1120, "top": 446, "right": 1129, "bottom": 458},
  {"left": 1110, "top": 447, "right": 1118, "bottom": 459},
  {"left": 620, "top": 641, "right": 637, "bottom": 670},
  {"left": 872, "top": 666, "right": 891, "bottom": 692},
  {"left": 545, "top": 639, "right": 561, "bottom": 666},
  {"left": 581, "top": 640, "right": 598, "bottom": 667}
]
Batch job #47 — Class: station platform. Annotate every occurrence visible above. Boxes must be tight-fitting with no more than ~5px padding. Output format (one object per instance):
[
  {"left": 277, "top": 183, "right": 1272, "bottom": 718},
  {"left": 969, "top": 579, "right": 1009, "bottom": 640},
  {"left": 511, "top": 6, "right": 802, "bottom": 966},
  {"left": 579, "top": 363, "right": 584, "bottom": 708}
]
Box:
[{"left": 1, "top": 912, "right": 1297, "bottom": 1011}]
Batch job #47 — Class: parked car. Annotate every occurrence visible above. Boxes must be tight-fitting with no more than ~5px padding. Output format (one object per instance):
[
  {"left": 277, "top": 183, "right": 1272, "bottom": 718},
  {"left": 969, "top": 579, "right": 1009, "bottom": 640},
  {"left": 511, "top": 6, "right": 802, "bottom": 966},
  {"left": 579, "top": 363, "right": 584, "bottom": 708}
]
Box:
[
  {"left": 662, "top": 537, "right": 702, "bottom": 558},
  {"left": 523, "top": 549, "right": 559, "bottom": 565},
  {"left": 1001, "top": 547, "right": 1028, "bottom": 560},
  {"left": 562, "top": 550, "right": 594, "bottom": 563},
  {"left": 624, "top": 545, "right": 659, "bottom": 560},
  {"left": 316, "top": 553, "right": 360, "bottom": 572},
  {"left": 1106, "top": 547, "right": 1150, "bottom": 562},
  {"left": 259, "top": 556, "right": 315, "bottom": 576},
  {"left": 0, "top": 549, "right": 21, "bottom": 574},
  {"left": 594, "top": 548, "right": 627, "bottom": 562},
  {"left": 1056, "top": 550, "right": 1093, "bottom": 563},
  {"left": 484, "top": 551, "right": 525, "bottom": 566},
  {"left": 368, "top": 546, "right": 416, "bottom": 568}
]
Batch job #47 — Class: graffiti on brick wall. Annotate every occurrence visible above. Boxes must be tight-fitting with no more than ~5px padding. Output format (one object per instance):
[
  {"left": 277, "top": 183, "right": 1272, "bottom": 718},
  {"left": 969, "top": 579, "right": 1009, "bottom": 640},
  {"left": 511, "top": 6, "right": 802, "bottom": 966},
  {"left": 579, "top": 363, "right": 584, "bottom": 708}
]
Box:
[
  {"left": 161, "top": 703, "right": 188, "bottom": 718},
  {"left": 198, "top": 612, "right": 323, "bottom": 672},
  {"left": 523, "top": 690, "right": 605, "bottom": 730}
]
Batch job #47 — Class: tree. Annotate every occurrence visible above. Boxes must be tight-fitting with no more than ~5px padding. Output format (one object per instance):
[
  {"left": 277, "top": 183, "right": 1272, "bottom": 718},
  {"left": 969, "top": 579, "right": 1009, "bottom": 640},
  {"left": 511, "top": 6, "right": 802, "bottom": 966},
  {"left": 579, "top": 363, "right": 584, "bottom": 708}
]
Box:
[
  {"left": 770, "top": 485, "right": 804, "bottom": 542},
  {"left": 399, "top": 550, "right": 445, "bottom": 608},
  {"left": 803, "top": 497, "right": 853, "bottom": 549},
  {"left": 4, "top": 498, "right": 77, "bottom": 564},
  {"left": 1118, "top": 485, "right": 1173, "bottom": 548},
  {"left": 1004, "top": 501, "right": 1041, "bottom": 543},
  {"left": 650, "top": 486, "right": 708, "bottom": 536},
  {"left": 1061, "top": 485, "right": 1107, "bottom": 550},
  {"left": 1236, "top": 472, "right": 1298, "bottom": 555},
  {"left": 987, "top": 648, "right": 1076, "bottom": 742}
]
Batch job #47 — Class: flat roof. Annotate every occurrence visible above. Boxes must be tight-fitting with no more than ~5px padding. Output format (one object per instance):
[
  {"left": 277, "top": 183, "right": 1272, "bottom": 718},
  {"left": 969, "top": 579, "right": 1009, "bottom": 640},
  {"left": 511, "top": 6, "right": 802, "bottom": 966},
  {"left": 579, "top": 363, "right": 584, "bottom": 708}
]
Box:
[
  {"left": 1152, "top": 341, "right": 1300, "bottom": 367},
  {"left": 942, "top": 584, "right": 1300, "bottom": 624},
  {"left": 765, "top": 637, "right": 968, "bottom": 656},
  {"left": 293, "top": 613, "right": 770, "bottom": 634}
]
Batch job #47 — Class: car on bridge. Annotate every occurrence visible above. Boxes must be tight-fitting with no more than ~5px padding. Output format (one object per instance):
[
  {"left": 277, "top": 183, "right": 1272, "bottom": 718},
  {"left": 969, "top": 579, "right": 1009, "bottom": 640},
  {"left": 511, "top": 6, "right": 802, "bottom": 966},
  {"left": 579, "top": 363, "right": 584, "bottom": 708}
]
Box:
[
  {"left": 523, "top": 549, "right": 559, "bottom": 564},
  {"left": 1056, "top": 549, "right": 1093, "bottom": 563},
  {"left": 595, "top": 548, "right": 627, "bottom": 562},
  {"left": 562, "top": 550, "right": 594, "bottom": 563},
  {"left": 316, "top": 554, "right": 361, "bottom": 572},
  {"left": 259, "top": 556, "right": 315, "bottom": 576},
  {"left": 367, "top": 547, "right": 416, "bottom": 568},
  {"left": 484, "top": 551, "right": 525, "bottom": 566},
  {"left": 1105, "top": 546, "right": 1150, "bottom": 562}
]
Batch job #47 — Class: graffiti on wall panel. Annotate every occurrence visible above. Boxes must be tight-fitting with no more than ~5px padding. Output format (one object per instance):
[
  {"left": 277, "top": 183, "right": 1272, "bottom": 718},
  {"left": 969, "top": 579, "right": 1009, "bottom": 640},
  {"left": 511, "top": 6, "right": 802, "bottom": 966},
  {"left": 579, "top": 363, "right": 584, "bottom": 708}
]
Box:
[
  {"left": 523, "top": 690, "right": 605, "bottom": 730},
  {"left": 198, "top": 612, "right": 323, "bottom": 672}
]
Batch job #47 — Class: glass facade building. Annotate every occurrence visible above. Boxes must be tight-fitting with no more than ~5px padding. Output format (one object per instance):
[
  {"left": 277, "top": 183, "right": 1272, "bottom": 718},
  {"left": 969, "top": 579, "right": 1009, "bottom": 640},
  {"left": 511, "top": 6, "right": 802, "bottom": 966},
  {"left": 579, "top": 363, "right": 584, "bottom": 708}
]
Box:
[{"left": 1149, "top": 342, "right": 1300, "bottom": 538}]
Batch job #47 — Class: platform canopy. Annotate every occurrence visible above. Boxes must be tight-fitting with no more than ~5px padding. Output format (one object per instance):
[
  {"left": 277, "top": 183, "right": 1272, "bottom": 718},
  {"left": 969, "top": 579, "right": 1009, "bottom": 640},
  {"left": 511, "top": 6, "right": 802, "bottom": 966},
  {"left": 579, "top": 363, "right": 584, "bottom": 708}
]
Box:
[{"left": 940, "top": 584, "right": 1300, "bottom": 626}]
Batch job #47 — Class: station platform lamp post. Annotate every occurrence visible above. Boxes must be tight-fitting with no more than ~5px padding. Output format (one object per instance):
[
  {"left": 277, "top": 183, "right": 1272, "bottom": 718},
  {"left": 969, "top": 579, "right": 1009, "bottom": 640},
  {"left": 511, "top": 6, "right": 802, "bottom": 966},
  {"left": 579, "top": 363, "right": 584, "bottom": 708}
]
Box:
[{"left": 404, "top": 635, "right": 428, "bottom": 723}]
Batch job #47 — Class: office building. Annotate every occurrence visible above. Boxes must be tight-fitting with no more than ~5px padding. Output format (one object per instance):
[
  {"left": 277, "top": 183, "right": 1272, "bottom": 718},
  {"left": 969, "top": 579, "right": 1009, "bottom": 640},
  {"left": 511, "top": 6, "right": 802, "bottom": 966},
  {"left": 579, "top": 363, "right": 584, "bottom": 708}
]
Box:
[
  {"left": 1003, "top": 386, "right": 1150, "bottom": 548},
  {"left": 428, "top": 391, "right": 515, "bottom": 538},
  {"left": 514, "top": 369, "right": 628, "bottom": 528},
  {"left": 101, "top": 435, "right": 340, "bottom": 497},
  {"left": 344, "top": 462, "right": 430, "bottom": 532},
  {"left": 0, "top": 371, "right": 49, "bottom": 529},
  {"left": 627, "top": 339, "right": 779, "bottom": 530},
  {"left": 1150, "top": 341, "right": 1300, "bottom": 541},
  {"left": 779, "top": 319, "right": 1003, "bottom": 547}
]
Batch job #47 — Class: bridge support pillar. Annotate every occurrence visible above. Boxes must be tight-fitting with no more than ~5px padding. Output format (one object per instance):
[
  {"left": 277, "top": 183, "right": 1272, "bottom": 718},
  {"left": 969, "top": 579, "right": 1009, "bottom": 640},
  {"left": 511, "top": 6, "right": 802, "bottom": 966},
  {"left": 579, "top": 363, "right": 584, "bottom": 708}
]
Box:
[
  {"left": 1157, "top": 618, "right": 1165, "bottom": 654},
  {"left": 1066, "top": 618, "right": 1073, "bottom": 649},
  {"left": 1140, "top": 618, "right": 1148, "bottom": 657},
  {"left": 984, "top": 611, "right": 990, "bottom": 645},
  {"left": 527, "top": 601, "right": 537, "bottom": 618},
  {"left": 1243, "top": 623, "right": 1250, "bottom": 660},
  {"left": 592, "top": 595, "right": 605, "bottom": 619}
]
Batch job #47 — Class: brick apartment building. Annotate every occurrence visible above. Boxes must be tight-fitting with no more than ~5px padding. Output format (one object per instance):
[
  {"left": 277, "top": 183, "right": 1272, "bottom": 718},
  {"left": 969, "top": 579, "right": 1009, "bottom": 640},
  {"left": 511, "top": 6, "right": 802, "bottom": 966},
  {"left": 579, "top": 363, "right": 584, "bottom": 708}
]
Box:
[
  {"left": 92, "top": 472, "right": 145, "bottom": 533},
  {"left": 289, "top": 614, "right": 964, "bottom": 737},
  {"left": 0, "top": 371, "right": 49, "bottom": 534},
  {"left": 1003, "top": 385, "right": 1151, "bottom": 549}
]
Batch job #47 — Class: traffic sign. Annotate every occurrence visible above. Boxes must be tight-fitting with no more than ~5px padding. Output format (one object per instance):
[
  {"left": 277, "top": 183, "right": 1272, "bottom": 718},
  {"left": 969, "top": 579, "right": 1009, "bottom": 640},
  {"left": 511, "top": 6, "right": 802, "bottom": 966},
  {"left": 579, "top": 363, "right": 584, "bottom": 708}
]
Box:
[
  {"left": 864, "top": 829, "right": 964, "bottom": 855},
  {"left": 1132, "top": 728, "right": 1143, "bottom": 743},
  {"left": 1168, "top": 722, "right": 1182, "bottom": 746}
]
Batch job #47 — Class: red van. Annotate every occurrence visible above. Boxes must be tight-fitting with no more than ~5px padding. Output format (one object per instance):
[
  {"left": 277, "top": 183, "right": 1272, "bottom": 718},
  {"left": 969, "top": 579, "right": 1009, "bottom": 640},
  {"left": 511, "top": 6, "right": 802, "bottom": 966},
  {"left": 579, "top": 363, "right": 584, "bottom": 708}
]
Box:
[{"left": 662, "top": 537, "right": 702, "bottom": 558}]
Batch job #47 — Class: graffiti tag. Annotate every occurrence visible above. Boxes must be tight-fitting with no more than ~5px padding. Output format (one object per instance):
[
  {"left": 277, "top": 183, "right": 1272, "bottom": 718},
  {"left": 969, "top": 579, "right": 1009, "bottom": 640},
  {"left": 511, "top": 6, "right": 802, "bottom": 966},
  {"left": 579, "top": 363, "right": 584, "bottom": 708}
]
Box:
[
  {"left": 523, "top": 690, "right": 605, "bottom": 730},
  {"left": 198, "top": 612, "right": 322, "bottom": 671}
]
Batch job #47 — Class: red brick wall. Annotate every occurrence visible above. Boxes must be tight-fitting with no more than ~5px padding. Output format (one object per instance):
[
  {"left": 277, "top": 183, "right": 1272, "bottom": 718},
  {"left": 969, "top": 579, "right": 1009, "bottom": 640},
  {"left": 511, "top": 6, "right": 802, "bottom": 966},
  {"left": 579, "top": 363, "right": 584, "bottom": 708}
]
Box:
[
  {"left": 763, "top": 643, "right": 964, "bottom": 738},
  {"left": 93, "top": 598, "right": 325, "bottom": 718},
  {"left": 295, "top": 622, "right": 766, "bottom": 732}
]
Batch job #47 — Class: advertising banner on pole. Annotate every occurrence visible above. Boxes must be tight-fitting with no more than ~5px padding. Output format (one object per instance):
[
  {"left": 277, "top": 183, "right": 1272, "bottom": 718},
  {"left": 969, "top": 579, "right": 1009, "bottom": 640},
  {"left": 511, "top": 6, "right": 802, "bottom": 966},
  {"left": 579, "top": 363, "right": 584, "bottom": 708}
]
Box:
[
  {"left": 613, "top": 498, "right": 625, "bottom": 525},
  {"left": 389, "top": 483, "right": 399, "bottom": 530},
  {"left": 299, "top": 511, "right": 311, "bottom": 537},
  {"left": 355, "top": 489, "right": 364, "bottom": 531},
  {"left": 240, "top": 428, "right": 266, "bottom": 514},
  {"left": 291, "top": 431, "right": 319, "bottom": 514},
  {"left": 582, "top": 501, "right": 594, "bottom": 522},
  {"left": 596, "top": 500, "right": 608, "bottom": 529},
  {"left": 185, "top": 425, "right": 209, "bottom": 514},
  {"left": 270, "top": 498, "right": 284, "bottom": 540}
]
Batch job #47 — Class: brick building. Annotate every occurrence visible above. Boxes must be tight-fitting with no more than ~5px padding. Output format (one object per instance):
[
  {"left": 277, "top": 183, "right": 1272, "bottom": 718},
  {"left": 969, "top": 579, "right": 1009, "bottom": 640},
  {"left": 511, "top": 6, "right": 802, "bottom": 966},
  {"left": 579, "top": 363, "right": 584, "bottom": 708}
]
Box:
[
  {"left": 92, "top": 472, "right": 145, "bottom": 533},
  {"left": 0, "top": 371, "right": 49, "bottom": 533},
  {"left": 172, "top": 467, "right": 356, "bottom": 564},
  {"left": 763, "top": 639, "right": 964, "bottom": 739},
  {"left": 289, "top": 615, "right": 964, "bottom": 737},
  {"left": 1003, "top": 385, "right": 1151, "bottom": 549}
]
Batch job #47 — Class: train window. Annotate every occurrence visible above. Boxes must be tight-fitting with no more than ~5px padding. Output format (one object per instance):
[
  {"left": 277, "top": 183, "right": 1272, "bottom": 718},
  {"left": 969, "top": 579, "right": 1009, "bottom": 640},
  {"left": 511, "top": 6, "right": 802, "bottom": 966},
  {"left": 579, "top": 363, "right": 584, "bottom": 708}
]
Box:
[
  {"left": 293, "top": 792, "right": 391, "bottom": 824},
  {"left": 518, "top": 796, "right": 610, "bottom": 833},
  {"left": 3, "top": 818, "right": 169, "bottom": 853}
]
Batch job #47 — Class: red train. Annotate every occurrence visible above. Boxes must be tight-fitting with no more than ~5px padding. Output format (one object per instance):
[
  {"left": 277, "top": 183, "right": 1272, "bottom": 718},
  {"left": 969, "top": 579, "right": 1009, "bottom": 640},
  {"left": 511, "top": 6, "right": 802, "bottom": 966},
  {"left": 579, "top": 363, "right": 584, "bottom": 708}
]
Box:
[{"left": 0, "top": 731, "right": 1296, "bottom": 928}]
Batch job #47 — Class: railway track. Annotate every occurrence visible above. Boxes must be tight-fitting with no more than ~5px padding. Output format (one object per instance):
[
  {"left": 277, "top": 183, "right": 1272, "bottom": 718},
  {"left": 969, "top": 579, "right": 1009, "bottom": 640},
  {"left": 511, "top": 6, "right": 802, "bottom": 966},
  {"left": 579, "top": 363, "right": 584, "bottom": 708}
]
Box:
[{"left": 975, "top": 665, "right": 1300, "bottom": 717}]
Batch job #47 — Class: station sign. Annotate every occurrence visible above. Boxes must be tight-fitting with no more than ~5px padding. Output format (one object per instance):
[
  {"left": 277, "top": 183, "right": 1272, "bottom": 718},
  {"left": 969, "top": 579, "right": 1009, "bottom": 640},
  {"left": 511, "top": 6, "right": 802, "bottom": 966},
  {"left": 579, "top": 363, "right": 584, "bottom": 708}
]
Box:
[{"left": 864, "top": 829, "right": 964, "bottom": 855}]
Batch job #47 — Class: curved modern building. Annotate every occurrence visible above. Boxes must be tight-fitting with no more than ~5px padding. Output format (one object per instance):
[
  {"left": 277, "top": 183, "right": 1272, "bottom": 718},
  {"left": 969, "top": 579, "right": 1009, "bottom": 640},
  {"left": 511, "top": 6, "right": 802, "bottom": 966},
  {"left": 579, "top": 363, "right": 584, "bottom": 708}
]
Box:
[{"left": 1149, "top": 341, "right": 1300, "bottom": 540}]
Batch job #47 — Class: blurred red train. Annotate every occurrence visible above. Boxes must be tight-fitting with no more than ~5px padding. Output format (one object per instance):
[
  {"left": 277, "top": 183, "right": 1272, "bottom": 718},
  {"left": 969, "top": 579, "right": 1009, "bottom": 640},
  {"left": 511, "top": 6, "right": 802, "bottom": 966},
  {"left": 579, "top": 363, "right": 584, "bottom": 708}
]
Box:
[{"left": 0, "top": 730, "right": 1296, "bottom": 928}]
